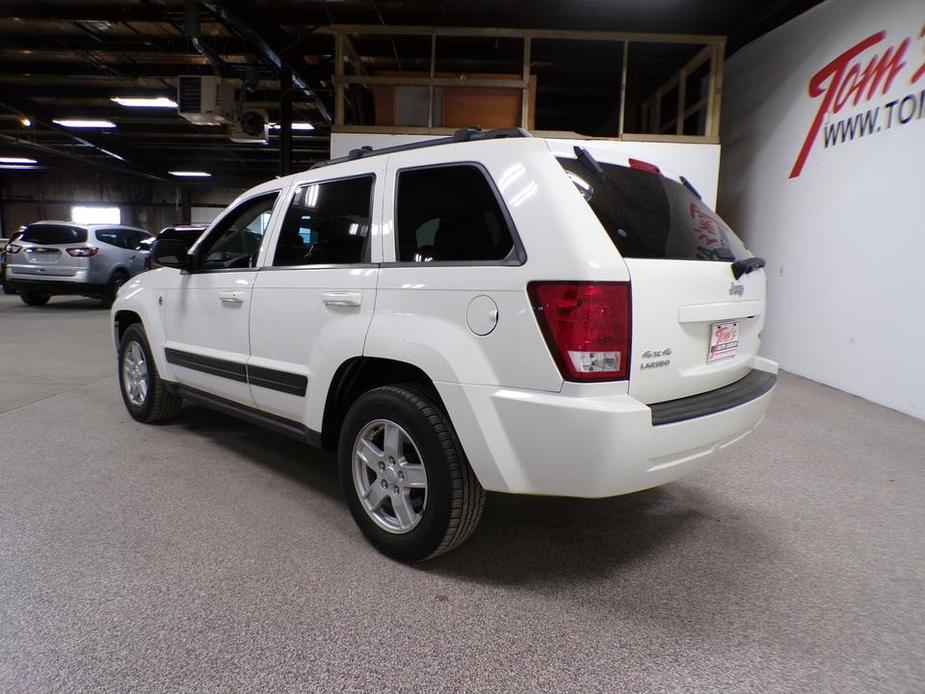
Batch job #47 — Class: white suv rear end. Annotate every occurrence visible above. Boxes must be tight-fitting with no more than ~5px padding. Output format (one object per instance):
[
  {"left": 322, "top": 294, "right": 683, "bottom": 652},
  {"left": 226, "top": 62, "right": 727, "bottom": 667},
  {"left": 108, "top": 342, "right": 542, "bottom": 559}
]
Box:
[{"left": 112, "top": 128, "right": 776, "bottom": 560}]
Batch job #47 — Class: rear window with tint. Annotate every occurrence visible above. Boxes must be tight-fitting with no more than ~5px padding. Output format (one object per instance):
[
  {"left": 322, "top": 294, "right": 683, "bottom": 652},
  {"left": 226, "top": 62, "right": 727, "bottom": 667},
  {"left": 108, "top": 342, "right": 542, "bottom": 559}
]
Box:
[
  {"left": 557, "top": 157, "right": 749, "bottom": 262},
  {"left": 159, "top": 228, "right": 204, "bottom": 243},
  {"left": 20, "top": 224, "right": 88, "bottom": 245}
]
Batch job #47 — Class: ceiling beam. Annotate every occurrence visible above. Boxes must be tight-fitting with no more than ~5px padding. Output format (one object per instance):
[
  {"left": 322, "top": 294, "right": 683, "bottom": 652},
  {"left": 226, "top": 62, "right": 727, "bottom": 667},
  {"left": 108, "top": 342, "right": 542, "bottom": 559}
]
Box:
[
  {"left": 0, "top": 62, "right": 261, "bottom": 79},
  {"left": 197, "top": 0, "right": 333, "bottom": 123},
  {"left": 2, "top": 3, "right": 178, "bottom": 22},
  {"left": 0, "top": 89, "right": 167, "bottom": 181}
]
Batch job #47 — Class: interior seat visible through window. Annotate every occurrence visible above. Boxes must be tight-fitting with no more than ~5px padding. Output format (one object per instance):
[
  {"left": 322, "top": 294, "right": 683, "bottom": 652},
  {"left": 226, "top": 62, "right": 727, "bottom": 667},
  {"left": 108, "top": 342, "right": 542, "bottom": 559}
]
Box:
[
  {"left": 272, "top": 176, "right": 374, "bottom": 267},
  {"left": 395, "top": 164, "right": 516, "bottom": 263}
]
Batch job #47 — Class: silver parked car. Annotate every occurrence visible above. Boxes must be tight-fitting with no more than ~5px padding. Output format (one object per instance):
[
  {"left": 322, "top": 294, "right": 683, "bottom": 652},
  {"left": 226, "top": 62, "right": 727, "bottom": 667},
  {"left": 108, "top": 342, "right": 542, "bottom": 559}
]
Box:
[{"left": 4, "top": 221, "right": 152, "bottom": 306}]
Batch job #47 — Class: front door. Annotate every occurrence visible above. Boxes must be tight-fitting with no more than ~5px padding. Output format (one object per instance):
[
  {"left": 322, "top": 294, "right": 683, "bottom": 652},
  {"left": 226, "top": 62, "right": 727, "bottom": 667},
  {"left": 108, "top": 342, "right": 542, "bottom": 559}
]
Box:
[{"left": 163, "top": 191, "right": 283, "bottom": 405}]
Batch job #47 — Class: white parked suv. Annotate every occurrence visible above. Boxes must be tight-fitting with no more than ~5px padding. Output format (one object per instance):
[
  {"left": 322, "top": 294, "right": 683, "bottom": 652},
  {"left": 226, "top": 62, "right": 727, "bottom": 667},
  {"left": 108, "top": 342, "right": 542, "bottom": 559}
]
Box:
[{"left": 112, "top": 128, "right": 777, "bottom": 561}]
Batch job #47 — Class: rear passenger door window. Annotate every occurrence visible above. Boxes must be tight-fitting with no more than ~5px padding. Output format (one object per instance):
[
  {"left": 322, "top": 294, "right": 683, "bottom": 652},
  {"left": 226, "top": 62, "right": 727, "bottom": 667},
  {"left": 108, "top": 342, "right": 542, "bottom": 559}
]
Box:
[
  {"left": 95, "top": 228, "right": 126, "bottom": 248},
  {"left": 395, "top": 164, "right": 517, "bottom": 263},
  {"left": 272, "top": 175, "right": 374, "bottom": 267}
]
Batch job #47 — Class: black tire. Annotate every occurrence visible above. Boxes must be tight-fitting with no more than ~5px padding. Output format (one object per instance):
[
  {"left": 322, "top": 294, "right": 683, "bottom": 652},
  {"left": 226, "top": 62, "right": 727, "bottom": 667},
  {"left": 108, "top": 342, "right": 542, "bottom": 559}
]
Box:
[
  {"left": 338, "top": 384, "right": 485, "bottom": 561},
  {"left": 2, "top": 283, "right": 16, "bottom": 295},
  {"left": 103, "top": 270, "right": 129, "bottom": 308},
  {"left": 19, "top": 290, "right": 49, "bottom": 306},
  {"left": 118, "top": 323, "right": 183, "bottom": 423}
]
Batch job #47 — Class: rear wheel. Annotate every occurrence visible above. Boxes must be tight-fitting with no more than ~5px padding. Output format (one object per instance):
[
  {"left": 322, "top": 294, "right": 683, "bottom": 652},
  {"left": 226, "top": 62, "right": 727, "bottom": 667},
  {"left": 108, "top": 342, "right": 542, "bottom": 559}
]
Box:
[
  {"left": 103, "top": 270, "right": 129, "bottom": 308},
  {"left": 19, "top": 290, "right": 49, "bottom": 306},
  {"left": 118, "top": 323, "right": 182, "bottom": 423},
  {"left": 338, "top": 384, "right": 485, "bottom": 561}
]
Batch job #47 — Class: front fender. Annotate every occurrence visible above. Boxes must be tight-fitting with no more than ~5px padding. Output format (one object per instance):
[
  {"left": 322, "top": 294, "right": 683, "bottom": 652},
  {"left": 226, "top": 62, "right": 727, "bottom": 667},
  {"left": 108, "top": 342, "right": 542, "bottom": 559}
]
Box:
[{"left": 111, "top": 270, "right": 174, "bottom": 381}]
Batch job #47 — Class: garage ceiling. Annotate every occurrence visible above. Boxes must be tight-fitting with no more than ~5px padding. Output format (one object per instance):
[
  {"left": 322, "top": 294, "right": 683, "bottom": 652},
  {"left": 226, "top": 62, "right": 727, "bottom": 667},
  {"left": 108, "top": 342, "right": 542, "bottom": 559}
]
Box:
[{"left": 0, "top": 0, "right": 824, "bottom": 185}]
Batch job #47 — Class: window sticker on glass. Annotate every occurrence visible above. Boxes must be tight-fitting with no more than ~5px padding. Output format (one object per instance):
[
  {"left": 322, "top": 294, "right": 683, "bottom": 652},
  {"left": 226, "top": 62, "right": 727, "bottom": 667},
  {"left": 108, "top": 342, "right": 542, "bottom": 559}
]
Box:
[{"left": 707, "top": 321, "right": 739, "bottom": 363}]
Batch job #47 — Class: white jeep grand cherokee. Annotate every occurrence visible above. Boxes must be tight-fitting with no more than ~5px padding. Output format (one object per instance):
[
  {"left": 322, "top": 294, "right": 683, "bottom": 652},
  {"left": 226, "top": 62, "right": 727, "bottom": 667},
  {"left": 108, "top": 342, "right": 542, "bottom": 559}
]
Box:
[{"left": 112, "top": 128, "right": 777, "bottom": 561}]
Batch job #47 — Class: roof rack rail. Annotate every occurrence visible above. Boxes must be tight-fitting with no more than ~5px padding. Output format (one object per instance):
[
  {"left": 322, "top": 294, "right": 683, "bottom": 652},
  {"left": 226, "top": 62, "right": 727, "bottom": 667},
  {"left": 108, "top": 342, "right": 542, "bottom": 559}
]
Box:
[{"left": 309, "top": 126, "right": 531, "bottom": 170}]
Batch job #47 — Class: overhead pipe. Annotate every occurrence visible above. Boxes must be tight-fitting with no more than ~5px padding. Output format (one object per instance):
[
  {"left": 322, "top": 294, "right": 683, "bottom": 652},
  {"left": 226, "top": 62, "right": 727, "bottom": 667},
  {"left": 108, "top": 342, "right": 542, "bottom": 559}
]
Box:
[{"left": 196, "top": 0, "right": 332, "bottom": 124}]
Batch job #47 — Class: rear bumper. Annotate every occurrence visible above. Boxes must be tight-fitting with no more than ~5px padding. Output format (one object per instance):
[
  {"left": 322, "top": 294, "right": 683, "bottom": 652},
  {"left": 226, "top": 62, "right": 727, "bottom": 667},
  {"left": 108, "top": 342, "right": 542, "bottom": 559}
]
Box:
[
  {"left": 4, "top": 277, "right": 106, "bottom": 296},
  {"left": 437, "top": 359, "right": 778, "bottom": 498}
]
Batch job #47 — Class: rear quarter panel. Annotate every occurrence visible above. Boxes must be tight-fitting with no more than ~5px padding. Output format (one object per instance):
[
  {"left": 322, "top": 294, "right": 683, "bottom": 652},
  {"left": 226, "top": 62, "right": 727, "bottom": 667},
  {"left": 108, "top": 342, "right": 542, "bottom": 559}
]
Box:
[{"left": 365, "top": 138, "right": 630, "bottom": 391}]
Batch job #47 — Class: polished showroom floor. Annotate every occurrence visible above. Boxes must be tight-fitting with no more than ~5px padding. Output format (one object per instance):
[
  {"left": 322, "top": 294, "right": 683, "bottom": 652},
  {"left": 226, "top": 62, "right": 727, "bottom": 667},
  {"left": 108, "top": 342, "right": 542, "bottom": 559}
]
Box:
[{"left": 1, "top": 295, "right": 923, "bottom": 693}]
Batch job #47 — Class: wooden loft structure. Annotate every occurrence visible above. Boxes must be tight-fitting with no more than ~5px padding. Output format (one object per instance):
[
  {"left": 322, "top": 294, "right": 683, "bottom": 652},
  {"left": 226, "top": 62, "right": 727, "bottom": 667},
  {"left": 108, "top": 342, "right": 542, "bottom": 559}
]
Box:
[{"left": 324, "top": 24, "right": 726, "bottom": 144}]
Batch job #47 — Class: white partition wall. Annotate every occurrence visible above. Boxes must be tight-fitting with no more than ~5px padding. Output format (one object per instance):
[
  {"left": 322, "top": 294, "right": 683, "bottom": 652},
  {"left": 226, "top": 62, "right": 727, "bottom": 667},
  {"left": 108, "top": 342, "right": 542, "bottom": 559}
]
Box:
[{"left": 719, "top": 0, "right": 925, "bottom": 419}]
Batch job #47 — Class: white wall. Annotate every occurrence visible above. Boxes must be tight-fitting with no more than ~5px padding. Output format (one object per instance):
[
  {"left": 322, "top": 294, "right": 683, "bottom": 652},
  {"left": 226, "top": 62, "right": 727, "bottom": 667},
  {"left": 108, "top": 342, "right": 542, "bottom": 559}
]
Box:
[
  {"left": 719, "top": 0, "right": 925, "bottom": 419},
  {"left": 331, "top": 133, "right": 722, "bottom": 208}
]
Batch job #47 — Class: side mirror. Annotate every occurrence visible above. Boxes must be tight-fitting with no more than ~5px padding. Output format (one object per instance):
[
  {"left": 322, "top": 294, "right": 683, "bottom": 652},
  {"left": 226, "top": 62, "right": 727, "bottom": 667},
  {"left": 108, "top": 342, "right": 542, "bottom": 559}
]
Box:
[{"left": 152, "top": 238, "right": 194, "bottom": 271}]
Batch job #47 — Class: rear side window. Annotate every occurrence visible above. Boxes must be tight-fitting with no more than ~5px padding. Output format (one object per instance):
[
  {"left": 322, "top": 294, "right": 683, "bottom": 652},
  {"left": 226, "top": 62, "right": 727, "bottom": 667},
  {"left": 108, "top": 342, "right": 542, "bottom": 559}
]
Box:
[
  {"left": 95, "top": 228, "right": 126, "bottom": 248},
  {"left": 395, "top": 165, "right": 515, "bottom": 263},
  {"left": 122, "top": 230, "right": 151, "bottom": 249},
  {"left": 20, "top": 224, "right": 87, "bottom": 245},
  {"left": 273, "top": 176, "right": 374, "bottom": 267},
  {"left": 557, "top": 157, "right": 749, "bottom": 261}
]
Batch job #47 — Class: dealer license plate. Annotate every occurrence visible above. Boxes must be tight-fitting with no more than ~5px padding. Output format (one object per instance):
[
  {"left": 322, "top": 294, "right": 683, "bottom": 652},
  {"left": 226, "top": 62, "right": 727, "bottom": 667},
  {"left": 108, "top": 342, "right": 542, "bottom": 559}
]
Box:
[{"left": 707, "top": 321, "right": 739, "bottom": 363}]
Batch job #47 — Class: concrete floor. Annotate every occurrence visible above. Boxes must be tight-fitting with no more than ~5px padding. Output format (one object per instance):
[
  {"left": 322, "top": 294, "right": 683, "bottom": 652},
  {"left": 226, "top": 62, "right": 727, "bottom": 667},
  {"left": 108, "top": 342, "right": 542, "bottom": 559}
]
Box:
[{"left": 1, "top": 294, "right": 924, "bottom": 693}]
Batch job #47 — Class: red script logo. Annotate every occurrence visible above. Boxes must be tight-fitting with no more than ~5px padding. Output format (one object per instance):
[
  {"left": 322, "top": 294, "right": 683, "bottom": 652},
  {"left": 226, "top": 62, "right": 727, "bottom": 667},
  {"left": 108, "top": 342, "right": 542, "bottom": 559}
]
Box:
[{"left": 789, "top": 24, "right": 925, "bottom": 178}]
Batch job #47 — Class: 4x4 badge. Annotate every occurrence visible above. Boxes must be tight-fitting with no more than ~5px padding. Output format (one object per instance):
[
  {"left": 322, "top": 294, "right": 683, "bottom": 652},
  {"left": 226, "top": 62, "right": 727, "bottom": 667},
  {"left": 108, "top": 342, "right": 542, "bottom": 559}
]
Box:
[{"left": 729, "top": 282, "right": 744, "bottom": 297}]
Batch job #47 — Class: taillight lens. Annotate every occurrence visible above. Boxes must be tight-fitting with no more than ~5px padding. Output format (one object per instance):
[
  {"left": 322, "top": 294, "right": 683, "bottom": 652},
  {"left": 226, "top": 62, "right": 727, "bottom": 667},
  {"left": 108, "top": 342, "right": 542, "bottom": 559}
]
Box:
[
  {"left": 66, "top": 247, "right": 99, "bottom": 257},
  {"left": 143, "top": 255, "right": 151, "bottom": 271},
  {"left": 5, "top": 243, "right": 22, "bottom": 254},
  {"left": 528, "top": 281, "right": 631, "bottom": 381}
]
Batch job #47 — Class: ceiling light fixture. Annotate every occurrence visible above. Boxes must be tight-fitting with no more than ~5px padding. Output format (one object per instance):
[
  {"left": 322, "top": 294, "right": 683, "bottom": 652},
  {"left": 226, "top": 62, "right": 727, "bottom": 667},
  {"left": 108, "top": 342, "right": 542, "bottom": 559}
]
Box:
[
  {"left": 53, "top": 119, "right": 117, "bottom": 129},
  {"left": 111, "top": 97, "right": 178, "bottom": 108},
  {"left": 0, "top": 157, "right": 37, "bottom": 164},
  {"left": 168, "top": 170, "right": 211, "bottom": 177},
  {"left": 0, "top": 164, "right": 39, "bottom": 170},
  {"left": 270, "top": 122, "right": 315, "bottom": 131}
]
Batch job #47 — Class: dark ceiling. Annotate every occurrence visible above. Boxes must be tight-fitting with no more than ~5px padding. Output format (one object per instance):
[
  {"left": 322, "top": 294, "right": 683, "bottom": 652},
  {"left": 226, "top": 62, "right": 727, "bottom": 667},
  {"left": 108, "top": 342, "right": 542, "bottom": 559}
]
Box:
[{"left": 0, "top": 0, "right": 824, "bottom": 186}]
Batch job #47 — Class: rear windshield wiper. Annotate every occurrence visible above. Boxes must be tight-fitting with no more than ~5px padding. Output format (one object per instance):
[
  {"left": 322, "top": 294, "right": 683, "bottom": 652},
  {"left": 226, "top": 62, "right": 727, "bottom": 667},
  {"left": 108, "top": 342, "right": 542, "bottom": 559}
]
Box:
[
  {"left": 732, "top": 257, "right": 767, "bottom": 279},
  {"left": 573, "top": 146, "right": 608, "bottom": 183}
]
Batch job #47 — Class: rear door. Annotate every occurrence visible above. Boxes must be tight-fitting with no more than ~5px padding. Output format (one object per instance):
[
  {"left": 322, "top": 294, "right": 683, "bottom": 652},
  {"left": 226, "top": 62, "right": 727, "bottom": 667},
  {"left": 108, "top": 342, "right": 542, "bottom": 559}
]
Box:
[
  {"left": 121, "top": 229, "right": 152, "bottom": 276},
  {"left": 248, "top": 166, "right": 383, "bottom": 425},
  {"left": 553, "top": 143, "right": 766, "bottom": 404}
]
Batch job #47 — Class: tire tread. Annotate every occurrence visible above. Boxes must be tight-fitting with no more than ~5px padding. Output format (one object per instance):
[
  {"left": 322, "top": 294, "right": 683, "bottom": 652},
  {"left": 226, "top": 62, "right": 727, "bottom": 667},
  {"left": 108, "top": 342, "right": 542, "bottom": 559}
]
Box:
[
  {"left": 382, "top": 383, "right": 485, "bottom": 559},
  {"left": 120, "top": 324, "right": 182, "bottom": 423}
]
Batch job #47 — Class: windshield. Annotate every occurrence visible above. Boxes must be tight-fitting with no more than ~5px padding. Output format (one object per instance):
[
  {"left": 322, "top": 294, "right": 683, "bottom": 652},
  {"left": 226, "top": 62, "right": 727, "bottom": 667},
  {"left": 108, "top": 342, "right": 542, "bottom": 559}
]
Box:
[
  {"left": 20, "top": 224, "right": 88, "bottom": 245},
  {"left": 558, "top": 157, "right": 749, "bottom": 262}
]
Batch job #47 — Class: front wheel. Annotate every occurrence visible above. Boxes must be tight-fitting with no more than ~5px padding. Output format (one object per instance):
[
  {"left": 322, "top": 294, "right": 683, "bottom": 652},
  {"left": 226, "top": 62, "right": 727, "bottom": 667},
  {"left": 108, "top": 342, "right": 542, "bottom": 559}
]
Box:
[
  {"left": 19, "top": 290, "right": 49, "bottom": 306},
  {"left": 338, "top": 384, "right": 485, "bottom": 561},
  {"left": 118, "top": 324, "right": 182, "bottom": 423}
]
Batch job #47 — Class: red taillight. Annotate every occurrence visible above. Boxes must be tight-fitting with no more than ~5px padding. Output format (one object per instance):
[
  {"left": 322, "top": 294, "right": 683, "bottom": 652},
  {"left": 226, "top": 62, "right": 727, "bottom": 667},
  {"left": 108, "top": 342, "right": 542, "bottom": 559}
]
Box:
[
  {"left": 66, "top": 247, "right": 98, "bottom": 257},
  {"left": 5, "top": 243, "right": 22, "bottom": 254},
  {"left": 528, "top": 281, "right": 631, "bottom": 382},
  {"left": 143, "top": 255, "right": 151, "bottom": 271},
  {"left": 628, "top": 158, "right": 660, "bottom": 174}
]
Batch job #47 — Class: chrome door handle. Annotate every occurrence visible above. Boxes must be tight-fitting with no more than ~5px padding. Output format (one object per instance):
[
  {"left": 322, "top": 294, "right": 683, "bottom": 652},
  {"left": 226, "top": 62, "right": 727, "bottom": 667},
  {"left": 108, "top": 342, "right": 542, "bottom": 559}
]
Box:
[
  {"left": 219, "top": 290, "right": 244, "bottom": 304},
  {"left": 322, "top": 291, "right": 362, "bottom": 307}
]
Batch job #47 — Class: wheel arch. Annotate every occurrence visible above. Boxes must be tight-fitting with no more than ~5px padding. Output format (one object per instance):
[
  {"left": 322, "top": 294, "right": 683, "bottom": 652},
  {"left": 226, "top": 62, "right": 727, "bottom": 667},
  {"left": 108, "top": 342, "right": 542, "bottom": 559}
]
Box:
[
  {"left": 320, "top": 356, "right": 445, "bottom": 449},
  {"left": 113, "top": 309, "right": 143, "bottom": 348},
  {"left": 111, "top": 293, "right": 172, "bottom": 381}
]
